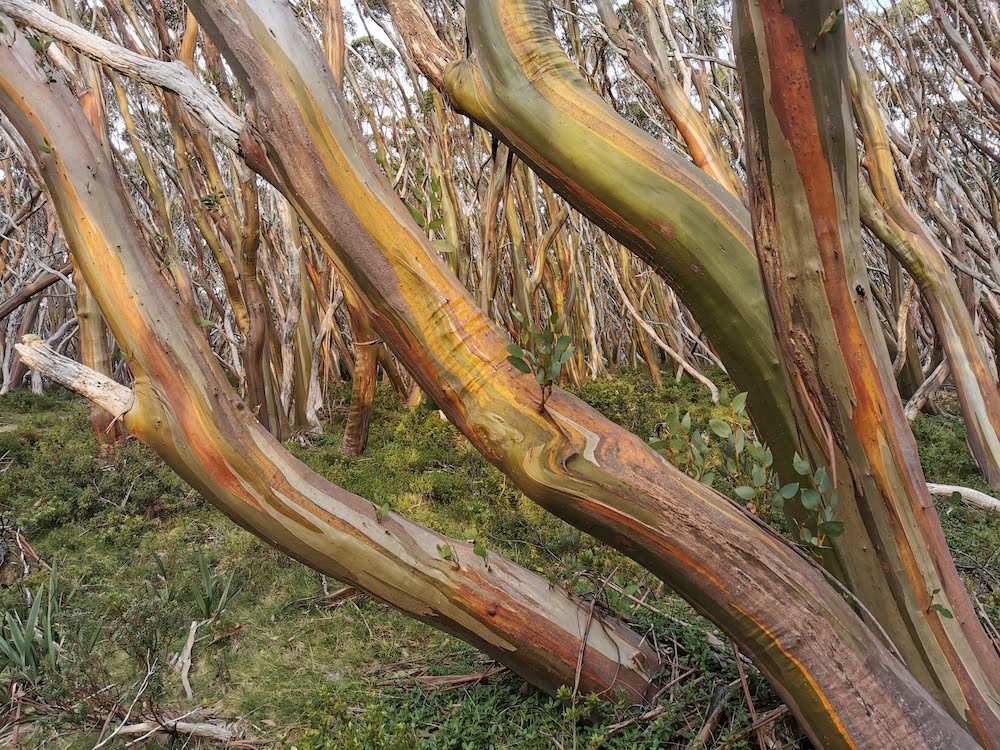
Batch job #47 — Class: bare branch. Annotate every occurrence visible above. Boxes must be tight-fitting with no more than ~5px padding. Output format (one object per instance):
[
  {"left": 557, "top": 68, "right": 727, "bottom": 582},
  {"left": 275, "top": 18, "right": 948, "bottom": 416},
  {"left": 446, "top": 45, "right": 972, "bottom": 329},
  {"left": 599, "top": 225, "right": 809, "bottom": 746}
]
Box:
[
  {"left": 15, "top": 335, "right": 133, "bottom": 419},
  {"left": 0, "top": 0, "right": 244, "bottom": 150}
]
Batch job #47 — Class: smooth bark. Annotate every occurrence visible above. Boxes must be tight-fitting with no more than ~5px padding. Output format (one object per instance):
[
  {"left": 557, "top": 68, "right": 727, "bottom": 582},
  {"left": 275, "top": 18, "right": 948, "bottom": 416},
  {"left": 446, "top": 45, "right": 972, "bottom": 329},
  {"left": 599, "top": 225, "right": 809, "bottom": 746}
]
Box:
[
  {"left": 734, "top": 0, "right": 1000, "bottom": 742},
  {"left": 0, "top": 25, "right": 660, "bottom": 703}
]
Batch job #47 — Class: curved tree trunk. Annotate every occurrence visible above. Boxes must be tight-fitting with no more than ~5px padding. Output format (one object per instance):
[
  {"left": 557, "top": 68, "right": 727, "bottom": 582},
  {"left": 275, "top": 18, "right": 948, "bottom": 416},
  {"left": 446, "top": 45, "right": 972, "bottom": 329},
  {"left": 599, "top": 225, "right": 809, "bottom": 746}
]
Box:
[
  {"left": 733, "top": 0, "right": 1000, "bottom": 742},
  {"left": 0, "top": 1, "right": 993, "bottom": 746},
  {"left": 849, "top": 48, "right": 1000, "bottom": 488},
  {"left": 384, "top": 0, "right": 1000, "bottom": 729},
  {"left": 175, "top": 0, "right": 985, "bottom": 744},
  {"left": 0, "top": 26, "right": 660, "bottom": 704},
  {"left": 383, "top": 0, "right": 796, "bottom": 472}
]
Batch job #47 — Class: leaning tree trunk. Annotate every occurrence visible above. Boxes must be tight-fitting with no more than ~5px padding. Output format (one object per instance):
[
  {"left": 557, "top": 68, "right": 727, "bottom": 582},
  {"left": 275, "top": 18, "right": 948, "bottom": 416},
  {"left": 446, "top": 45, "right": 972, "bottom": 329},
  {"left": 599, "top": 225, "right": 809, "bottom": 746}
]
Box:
[
  {"left": 849, "top": 47, "right": 1000, "bottom": 488},
  {"left": 0, "top": 1, "right": 990, "bottom": 746},
  {"left": 734, "top": 0, "right": 1000, "bottom": 743},
  {"left": 163, "top": 0, "right": 991, "bottom": 745},
  {"left": 384, "top": 0, "right": 1000, "bottom": 728},
  {"left": 0, "top": 23, "right": 661, "bottom": 703}
]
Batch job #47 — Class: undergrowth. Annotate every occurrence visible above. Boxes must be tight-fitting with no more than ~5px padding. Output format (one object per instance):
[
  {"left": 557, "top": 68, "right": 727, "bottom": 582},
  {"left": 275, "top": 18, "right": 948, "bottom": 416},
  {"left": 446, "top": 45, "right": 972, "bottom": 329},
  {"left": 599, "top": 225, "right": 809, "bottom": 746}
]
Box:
[{"left": 0, "top": 372, "right": 996, "bottom": 748}]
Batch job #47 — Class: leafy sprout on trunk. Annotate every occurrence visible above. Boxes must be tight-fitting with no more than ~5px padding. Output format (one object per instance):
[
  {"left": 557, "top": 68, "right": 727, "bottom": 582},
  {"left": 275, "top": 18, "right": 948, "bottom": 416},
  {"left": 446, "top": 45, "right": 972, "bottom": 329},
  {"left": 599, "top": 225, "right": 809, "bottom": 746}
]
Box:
[{"left": 505, "top": 311, "right": 575, "bottom": 413}]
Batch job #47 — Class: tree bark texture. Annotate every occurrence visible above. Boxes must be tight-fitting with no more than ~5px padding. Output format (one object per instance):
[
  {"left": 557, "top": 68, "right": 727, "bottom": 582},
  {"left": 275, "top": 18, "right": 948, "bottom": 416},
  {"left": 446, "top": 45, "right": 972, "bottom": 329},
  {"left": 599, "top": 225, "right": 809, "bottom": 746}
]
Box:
[
  {"left": 0, "top": 22, "right": 661, "bottom": 704},
  {"left": 734, "top": 0, "right": 1000, "bottom": 743}
]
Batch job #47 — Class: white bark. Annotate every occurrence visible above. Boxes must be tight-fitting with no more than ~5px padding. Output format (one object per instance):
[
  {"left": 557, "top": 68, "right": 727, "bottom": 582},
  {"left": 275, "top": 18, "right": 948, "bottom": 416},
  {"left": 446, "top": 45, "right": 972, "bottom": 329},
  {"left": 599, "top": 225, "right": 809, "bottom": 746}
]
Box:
[
  {"left": 0, "top": 0, "right": 243, "bottom": 150},
  {"left": 15, "top": 336, "right": 133, "bottom": 418},
  {"left": 928, "top": 483, "right": 1000, "bottom": 514}
]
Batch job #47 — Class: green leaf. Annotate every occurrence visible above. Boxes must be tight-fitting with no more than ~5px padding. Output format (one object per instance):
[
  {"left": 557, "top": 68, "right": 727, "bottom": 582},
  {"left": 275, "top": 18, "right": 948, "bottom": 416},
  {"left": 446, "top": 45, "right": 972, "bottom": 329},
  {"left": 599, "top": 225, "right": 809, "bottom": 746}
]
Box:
[
  {"left": 814, "top": 467, "right": 831, "bottom": 493},
  {"left": 733, "top": 428, "right": 745, "bottom": 455},
  {"left": 793, "top": 452, "right": 810, "bottom": 476},
  {"left": 431, "top": 239, "right": 456, "bottom": 255},
  {"left": 751, "top": 464, "right": 766, "bottom": 488},
  {"left": 948, "top": 491, "right": 962, "bottom": 505},
  {"left": 702, "top": 472, "right": 716, "bottom": 487},
  {"left": 800, "top": 488, "right": 822, "bottom": 511},
  {"left": 473, "top": 543, "right": 488, "bottom": 561},
  {"left": 779, "top": 482, "right": 800, "bottom": 499},
  {"left": 38, "top": 141, "right": 53, "bottom": 154},
  {"left": 731, "top": 392, "right": 748, "bottom": 414},
  {"left": 427, "top": 218, "right": 444, "bottom": 231},
  {"left": 931, "top": 603, "right": 954, "bottom": 619},
  {"left": 506, "top": 355, "right": 532, "bottom": 374},
  {"left": 436, "top": 544, "right": 453, "bottom": 561},
  {"left": 818, "top": 520, "right": 845, "bottom": 537},
  {"left": 681, "top": 412, "right": 692, "bottom": 432},
  {"left": 406, "top": 204, "right": 426, "bottom": 227},
  {"left": 747, "top": 443, "right": 767, "bottom": 464},
  {"left": 734, "top": 486, "right": 756, "bottom": 501},
  {"left": 708, "top": 419, "right": 731, "bottom": 438},
  {"left": 505, "top": 343, "right": 524, "bottom": 356}
]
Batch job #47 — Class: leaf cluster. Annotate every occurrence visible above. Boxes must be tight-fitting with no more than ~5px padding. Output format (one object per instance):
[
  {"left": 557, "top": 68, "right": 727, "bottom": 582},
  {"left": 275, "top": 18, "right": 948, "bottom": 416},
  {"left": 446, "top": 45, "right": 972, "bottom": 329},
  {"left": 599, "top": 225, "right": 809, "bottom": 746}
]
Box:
[
  {"left": 650, "top": 391, "right": 845, "bottom": 556},
  {"left": 505, "top": 311, "right": 575, "bottom": 412}
]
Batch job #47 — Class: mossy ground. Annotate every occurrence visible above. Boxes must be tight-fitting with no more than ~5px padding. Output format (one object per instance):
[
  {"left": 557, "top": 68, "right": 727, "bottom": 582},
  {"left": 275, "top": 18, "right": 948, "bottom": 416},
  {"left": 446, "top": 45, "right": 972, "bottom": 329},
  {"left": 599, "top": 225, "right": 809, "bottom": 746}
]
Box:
[{"left": 1, "top": 373, "right": 996, "bottom": 749}]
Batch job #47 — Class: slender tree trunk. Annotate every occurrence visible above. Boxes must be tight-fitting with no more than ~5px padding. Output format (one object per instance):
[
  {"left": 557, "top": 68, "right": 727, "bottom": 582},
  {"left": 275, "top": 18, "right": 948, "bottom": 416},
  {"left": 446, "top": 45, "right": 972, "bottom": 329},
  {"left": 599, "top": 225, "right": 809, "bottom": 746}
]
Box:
[
  {"left": 75, "top": 270, "right": 122, "bottom": 454},
  {"left": 341, "top": 286, "right": 379, "bottom": 457},
  {"left": 850, "top": 48, "right": 1000, "bottom": 487}
]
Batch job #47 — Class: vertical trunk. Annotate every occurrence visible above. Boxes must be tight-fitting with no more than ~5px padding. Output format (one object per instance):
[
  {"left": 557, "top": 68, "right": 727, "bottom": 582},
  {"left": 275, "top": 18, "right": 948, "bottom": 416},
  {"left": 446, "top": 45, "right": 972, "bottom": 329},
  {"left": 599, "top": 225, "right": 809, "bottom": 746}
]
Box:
[
  {"left": 733, "top": 1, "right": 1000, "bottom": 743},
  {"left": 75, "top": 271, "right": 122, "bottom": 454},
  {"left": 341, "top": 286, "right": 380, "bottom": 457}
]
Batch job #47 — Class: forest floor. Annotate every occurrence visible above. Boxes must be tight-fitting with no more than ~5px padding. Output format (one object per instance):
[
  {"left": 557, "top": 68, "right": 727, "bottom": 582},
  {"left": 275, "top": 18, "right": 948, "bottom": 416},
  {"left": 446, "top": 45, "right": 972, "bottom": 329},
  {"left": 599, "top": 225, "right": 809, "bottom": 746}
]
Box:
[{"left": 1, "top": 372, "right": 997, "bottom": 749}]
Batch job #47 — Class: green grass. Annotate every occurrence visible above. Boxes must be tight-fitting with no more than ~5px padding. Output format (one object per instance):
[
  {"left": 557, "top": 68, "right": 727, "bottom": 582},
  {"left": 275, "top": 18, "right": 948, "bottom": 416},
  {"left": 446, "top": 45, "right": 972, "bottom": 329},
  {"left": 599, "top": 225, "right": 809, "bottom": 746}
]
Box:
[{"left": 1, "top": 376, "right": 996, "bottom": 748}]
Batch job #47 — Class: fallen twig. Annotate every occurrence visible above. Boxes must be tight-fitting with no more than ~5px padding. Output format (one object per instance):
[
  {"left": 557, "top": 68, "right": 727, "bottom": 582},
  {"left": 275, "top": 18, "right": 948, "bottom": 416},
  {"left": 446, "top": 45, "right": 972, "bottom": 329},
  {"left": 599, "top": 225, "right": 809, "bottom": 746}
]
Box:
[
  {"left": 687, "top": 679, "right": 738, "bottom": 749},
  {"left": 929, "top": 483, "right": 1000, "bottom": 514},
  {"left": 378, "top": 664, "right": 507, "bottom": 689},
  {"left": 118, "top": 718, "right": 231, "bottom": 746},
  {"left": 178, "top": 620, "right": 200, "bottom": 700}
]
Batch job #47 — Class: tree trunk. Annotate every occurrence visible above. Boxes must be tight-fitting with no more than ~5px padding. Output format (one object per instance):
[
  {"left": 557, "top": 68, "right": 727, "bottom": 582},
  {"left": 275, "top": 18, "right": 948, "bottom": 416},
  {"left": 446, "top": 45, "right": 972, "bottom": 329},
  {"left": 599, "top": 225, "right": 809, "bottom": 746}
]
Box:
[
  {"left": 0, "top": 25, "right": 660, "bottom": 704},
  {"left": 1, "top": 1, "right": 993, "bottom": 745},
  {"left": 733, "top": 0, "right": 1000, "bottom": 742}
]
